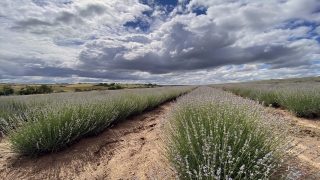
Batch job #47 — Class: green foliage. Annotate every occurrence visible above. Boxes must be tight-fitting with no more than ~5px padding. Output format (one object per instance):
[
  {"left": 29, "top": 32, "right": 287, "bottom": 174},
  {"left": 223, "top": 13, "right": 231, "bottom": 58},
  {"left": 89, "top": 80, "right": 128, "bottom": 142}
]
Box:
[
  {"left": 163, "top": 86, "right": 296, "bottom": 179},
  {"left": 19, "top": 86, "right": 36, "bottom": 95},
  {"left": 36, "top": 85, "right": 53, "bottom": 94},
  {"left": 1, "top": 85, "right": 14, "bottom": 95},
  {"left": 218, "top": 83, "right": 320, "bottom": 118},
  {"left": 277, "top": 86, "right": 320, "bottom": 117},
  {"left": 96, "top": 83, "right": 109, "bottom": 87},
  {"left": 74, "top": 88, "right": 83, "bottom": 92},
  {"left": 1, "top": 86, "right": 196, "bottom": 156},
  {"left": 19, "top": 85, "right": 53, "bottom": 95},
  {"left": 107, "top": 85, "right": 123, "bottom": 90}
]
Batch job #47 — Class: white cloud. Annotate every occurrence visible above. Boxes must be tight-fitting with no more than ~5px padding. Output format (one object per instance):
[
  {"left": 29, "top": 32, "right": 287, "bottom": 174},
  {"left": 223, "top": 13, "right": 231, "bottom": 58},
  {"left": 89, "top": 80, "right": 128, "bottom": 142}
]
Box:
[{"left": 0, "top": 0, "right": 319, "bottom": 84}]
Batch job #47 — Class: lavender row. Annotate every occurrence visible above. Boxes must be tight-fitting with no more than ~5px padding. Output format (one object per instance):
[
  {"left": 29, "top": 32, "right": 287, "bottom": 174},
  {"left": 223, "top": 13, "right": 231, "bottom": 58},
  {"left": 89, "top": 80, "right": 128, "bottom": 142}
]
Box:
[
  {"left": 215, "top": 83, "right": 320, "bottom": 118},
  {"left": 162, "top": 86, "right": 299, "bottom": 179},
  {"left": 0, "top": 86, "right": 195, "bottom": 156}
]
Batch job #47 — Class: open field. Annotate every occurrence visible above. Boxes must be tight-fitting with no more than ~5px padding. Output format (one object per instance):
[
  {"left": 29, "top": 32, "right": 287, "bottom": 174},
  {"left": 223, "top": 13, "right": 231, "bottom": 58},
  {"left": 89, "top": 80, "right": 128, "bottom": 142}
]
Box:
[
  {"left": 0, "top": 84, "right": 319, "bottom": 179},
  {"left": 0, "top": 83, "right": 166, "bottom": 94}
]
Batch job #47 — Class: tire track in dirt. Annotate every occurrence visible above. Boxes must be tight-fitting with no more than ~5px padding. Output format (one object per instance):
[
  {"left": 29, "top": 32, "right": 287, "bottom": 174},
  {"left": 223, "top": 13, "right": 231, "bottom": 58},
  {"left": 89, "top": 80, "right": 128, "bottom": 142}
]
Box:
[{"left": 0, "top": 101, "right": 174, "bottom": 180}]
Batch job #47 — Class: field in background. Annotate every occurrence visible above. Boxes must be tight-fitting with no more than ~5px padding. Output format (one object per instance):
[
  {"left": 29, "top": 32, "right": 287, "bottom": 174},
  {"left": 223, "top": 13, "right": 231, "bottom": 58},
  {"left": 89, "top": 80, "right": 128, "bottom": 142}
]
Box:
[
  {"left": 213, "top": 76, "right": 320, "bottom": 118},
  {"left": 233, "top": 76, "right": 320, "bottom": 84},
  {"left": 0, "top": 83, "right": 166, "bottom": 94}
]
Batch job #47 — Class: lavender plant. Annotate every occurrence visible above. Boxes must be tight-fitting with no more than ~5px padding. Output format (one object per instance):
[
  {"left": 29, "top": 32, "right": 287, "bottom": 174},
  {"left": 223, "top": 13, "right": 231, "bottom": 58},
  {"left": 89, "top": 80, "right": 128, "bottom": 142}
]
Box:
[
  {"left": 1, "top": 86, "right": 195, "bottom": 156},
  {"left": 163, "top": 86, "right": 297, "bottom": 180},
  {"left": 218, "top": 83, "right": 320, "bottom": 118},
  {"left": 276, "top": 84, "right": 320, "bottom": 117}
]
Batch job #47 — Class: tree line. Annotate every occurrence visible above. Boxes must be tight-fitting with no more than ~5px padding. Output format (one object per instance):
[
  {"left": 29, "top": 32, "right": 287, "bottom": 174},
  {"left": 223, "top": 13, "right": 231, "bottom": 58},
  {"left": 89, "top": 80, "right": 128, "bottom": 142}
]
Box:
[{"left": 0, "top": 85, "right": 53, "bottom": 96}]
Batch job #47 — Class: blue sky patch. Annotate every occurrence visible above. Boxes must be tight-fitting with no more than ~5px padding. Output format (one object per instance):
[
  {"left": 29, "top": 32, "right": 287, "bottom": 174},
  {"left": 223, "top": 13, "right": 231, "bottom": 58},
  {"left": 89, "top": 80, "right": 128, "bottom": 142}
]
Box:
[
  {"left": 316, "top": 37, "right": 320, "bottom": 44},
  {"left": 32, "top": 0, "right": 49, "bottom": 7},
  {"left": 193, "top": 7, "right": 206, "bottom": 16},
  {"left": 226, "top": 65, "right": 233, "bottom": 70},
  {"left": 283, "top": 19, "right": 318, "bottom": 31},
  {"left": 53, "top": 38, "right": 85, "bottom": 46},
  {"left": 124, "top": 17, "right": 150, "bottom": 32},
  {"left": 260, "top": 64, "right": 271, "bottom": 69},
  {"left": 156, "top": 0, "right": 178, "bottom": 6}
]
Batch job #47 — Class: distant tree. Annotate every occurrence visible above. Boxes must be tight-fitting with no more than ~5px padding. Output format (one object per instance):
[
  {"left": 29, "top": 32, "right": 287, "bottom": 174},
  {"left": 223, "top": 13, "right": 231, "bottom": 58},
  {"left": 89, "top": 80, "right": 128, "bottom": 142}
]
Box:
[
  {"left": 115, "top": 85, "right": 123, "bottom": 89},
  {"left": 19, "top": 86, "right": 36, "bottom": 95},
  {"left": 110, "top": 83, "right": 115, "bottom": 86},
  {"left": 108, "top": 86, "right": 117, "bottom": 90},
  {"left": 74, "top": 88, "right": 83, "bottom": 92},
  {"left": 145, "top": 83, "right": 157, "bottom": 88},
  {"left": 2, "top": 85, "right": 14, "bottom": 95},
  {"left": 97, "top": 83, "right": 109, "bottom": 87},
  {"left": 36, "top": 85, "right": 53, "bottom": 94}
]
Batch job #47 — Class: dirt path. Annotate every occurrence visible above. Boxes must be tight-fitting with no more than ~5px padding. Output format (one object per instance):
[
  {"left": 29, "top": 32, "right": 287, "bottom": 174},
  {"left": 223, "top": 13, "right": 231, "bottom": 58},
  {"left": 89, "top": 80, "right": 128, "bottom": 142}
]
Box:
[
  {"left": 0, "top": 102, "right": 173, "bottom": 180},
  {"left": 272, "top": 108, "right": 320, "bottom": 178}
]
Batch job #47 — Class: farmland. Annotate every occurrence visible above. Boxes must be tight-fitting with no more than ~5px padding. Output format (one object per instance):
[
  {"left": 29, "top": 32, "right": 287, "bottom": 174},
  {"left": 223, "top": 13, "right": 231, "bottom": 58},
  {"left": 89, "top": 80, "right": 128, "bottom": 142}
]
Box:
[
  {"left": 0, "top": 83, "right": 165, "bottom": 95},
  {"left": 0, "top": 86, "right": 195, "bottom": 156},
  {"left": 0, "top": 82, "right": 320, "bottom": 179}
]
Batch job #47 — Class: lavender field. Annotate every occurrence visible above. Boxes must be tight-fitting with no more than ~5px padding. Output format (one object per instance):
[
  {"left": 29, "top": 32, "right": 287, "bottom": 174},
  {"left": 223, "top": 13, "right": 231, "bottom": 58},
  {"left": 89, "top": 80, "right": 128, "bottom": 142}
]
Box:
[
  {"left": 214, "top": 82, "right": 320, "bottom": 118},
  {"left": 0, "top": 85, "right": 318, "bottom": 179},
  {"left": 0, "top": 86, "right": 195, "bottom": 156}
]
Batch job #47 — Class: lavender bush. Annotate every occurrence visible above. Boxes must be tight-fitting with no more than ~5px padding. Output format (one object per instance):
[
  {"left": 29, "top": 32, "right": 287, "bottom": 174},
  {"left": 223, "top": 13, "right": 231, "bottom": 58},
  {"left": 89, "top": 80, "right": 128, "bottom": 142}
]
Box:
[
  {"left": 0, "top": 86, "right": 195, "bottom": 156},
  {"left": 162, "top": 86, "right": 298, "bottom": 179},
  {"left": 218, "top": 83, "right": 320, "bottom": 118}
]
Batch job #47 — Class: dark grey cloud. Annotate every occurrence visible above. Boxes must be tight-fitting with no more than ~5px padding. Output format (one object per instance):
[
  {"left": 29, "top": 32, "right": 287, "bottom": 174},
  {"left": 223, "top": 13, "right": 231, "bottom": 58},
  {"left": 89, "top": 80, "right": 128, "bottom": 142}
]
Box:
[
  {"left": 9, "top": 3, "right": 107, "bottom": 33},
  {"left": 79, "top": 4, "right": 106, "bottom": 17},
  {"left": 32, "top": 0, "right": 50, "bottom": 7},
  {"left": 55, "top": 11, "right": 78, "bottom": 24},
  {"left": 10, "top": 18, "right": 55, "bottom": 31},
  {"left": 78, "top": 20, "right": 313, "bottom": 75},
  {"left": 0, "top": 60, "right": 147, "bottom": 81}
]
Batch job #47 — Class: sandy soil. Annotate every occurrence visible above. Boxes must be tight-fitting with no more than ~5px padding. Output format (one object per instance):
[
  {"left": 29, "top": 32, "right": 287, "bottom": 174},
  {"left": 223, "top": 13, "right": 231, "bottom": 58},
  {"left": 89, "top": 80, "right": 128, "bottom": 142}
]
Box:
[
  {"left": 229, "top": 94, "right": 320, "bottom": 178},
  {"left": 0, "top": 102, "right": 173, "bottom": 180},
  {"left": 271, "top": 108, "right": 320, "bottom": 179},
  {"left": 1, "top": 99, "right": 319, "bottom": 180}
]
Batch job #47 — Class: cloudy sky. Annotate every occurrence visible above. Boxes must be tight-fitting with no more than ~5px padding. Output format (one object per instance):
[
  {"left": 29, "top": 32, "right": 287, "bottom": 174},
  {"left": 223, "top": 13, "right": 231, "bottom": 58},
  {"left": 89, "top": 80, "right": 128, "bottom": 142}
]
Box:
[{"left": 0, "top": 0, "right": 319, "bottom": 84}]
